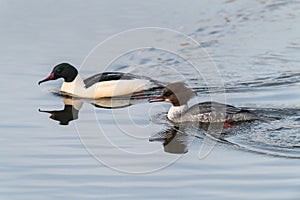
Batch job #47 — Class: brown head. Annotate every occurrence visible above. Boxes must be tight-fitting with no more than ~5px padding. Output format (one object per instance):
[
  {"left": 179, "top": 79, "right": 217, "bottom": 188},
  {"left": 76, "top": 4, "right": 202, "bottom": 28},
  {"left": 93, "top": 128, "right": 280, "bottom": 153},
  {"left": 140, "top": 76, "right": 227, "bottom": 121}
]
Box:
[{"left": 149, "top": 82, "right": 195, "bottom": 106}]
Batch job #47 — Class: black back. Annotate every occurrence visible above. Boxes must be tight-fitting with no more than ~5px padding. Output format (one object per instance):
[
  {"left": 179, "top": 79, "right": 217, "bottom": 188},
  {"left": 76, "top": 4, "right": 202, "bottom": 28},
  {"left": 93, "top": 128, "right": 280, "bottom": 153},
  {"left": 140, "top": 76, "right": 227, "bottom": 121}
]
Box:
[{"left": 83, "top": 72, "right": 153, "bottom": 88}]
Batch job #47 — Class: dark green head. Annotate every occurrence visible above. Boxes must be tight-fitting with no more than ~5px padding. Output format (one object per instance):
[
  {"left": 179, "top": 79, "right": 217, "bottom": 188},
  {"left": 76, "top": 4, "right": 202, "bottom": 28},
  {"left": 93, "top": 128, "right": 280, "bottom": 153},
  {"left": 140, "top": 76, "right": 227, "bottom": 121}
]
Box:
[{"left": 38, "top": 63, "right": 78, "bottom": 85}]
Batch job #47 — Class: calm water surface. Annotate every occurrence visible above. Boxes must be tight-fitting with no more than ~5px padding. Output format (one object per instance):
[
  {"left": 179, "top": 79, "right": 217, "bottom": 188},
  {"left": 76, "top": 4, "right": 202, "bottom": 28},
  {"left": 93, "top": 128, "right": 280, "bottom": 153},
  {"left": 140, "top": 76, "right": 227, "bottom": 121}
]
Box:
[{"left": 1, "top": 0, "right": 300, "bottom": 199}]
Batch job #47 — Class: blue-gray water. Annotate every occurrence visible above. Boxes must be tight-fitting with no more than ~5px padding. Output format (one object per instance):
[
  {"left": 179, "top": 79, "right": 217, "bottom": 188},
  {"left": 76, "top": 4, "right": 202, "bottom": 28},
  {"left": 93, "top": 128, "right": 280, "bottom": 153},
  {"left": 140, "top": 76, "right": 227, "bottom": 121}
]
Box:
[{"left": 1, "top": 0, "right": 300, "bottom": 199}]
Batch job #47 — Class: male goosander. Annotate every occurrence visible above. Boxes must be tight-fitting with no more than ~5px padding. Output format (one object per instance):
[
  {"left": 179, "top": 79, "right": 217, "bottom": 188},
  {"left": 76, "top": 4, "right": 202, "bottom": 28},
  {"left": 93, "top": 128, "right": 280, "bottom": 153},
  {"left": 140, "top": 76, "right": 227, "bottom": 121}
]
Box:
[
  {"left": 149, "top": 82, "right": 260, "bottom": 123},
  {"left": 38, "top": 63, "right": 164, "bottom": 98}
]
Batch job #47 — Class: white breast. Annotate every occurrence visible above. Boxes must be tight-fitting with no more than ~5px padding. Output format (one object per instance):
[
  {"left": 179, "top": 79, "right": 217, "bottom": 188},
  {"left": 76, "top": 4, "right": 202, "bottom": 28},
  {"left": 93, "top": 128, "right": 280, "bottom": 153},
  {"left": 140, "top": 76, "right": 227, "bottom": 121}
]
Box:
[
  {"left": 167, "top": 105, "right": 188, "bottom": 122},
  {"left": 61, "top": 75, "right": 85, "bottom": 97}
]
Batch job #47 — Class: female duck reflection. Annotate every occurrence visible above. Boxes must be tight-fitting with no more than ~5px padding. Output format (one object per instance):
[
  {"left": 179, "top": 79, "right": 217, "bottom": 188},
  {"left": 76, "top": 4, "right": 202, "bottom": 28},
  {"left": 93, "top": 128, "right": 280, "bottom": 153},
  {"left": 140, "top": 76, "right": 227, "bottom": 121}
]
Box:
[
  {"left": 150, "top": 126, "right": 190, "bottom": 154},
  {"left": 39, "top": 97, "right": 142, "bottom": 125},
  {"left": 149, "top": 122, "right": 234, "bottom": 155}
]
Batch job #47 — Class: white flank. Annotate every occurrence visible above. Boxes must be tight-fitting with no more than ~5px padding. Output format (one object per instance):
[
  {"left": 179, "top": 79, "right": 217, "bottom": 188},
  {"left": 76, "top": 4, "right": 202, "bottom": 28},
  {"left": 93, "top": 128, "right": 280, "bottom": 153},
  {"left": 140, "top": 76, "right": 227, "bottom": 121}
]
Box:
[{"left": 60, "top": 75, "right": 155, "bottom": 98}]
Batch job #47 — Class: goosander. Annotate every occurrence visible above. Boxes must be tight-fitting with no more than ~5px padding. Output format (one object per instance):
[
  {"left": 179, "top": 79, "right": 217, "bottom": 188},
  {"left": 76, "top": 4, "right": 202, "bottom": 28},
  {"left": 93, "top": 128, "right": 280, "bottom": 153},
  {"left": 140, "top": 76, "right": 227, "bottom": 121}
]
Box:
[
  {"left": 149, "top": 82, "right": 260, "bottom": 123},
  {"left": 38, "top": 63, "right": 164, "bottom": 98}
]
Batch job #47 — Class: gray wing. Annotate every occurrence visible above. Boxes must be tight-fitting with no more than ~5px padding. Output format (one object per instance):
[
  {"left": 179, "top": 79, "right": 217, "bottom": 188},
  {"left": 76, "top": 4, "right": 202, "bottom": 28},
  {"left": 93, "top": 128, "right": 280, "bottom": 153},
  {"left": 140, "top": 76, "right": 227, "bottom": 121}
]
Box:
[
  {"left": 188, "top": 101, "right": 245, "bottom": 115},
  {"left": 182, "top": 101, "right": 256, "bottom": 122}
]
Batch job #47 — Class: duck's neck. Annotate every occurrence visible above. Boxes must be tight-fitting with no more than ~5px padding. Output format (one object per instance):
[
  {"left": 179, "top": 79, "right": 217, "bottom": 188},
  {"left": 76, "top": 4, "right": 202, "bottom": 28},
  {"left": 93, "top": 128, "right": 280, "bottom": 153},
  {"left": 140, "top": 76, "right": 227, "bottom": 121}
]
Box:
[
  {"left": 167, "top": 104, "right": 188, "bottom": 122},
  {"left": 61, "top": 75, "right": 85, "bottom": 96}
]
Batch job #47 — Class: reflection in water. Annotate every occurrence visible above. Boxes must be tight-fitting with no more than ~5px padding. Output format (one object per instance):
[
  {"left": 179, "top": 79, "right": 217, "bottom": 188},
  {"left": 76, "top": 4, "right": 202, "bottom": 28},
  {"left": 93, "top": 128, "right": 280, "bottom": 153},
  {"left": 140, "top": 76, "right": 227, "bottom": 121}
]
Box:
[
  {"left": 39, "top": 98, "right": 83, "bottom": 125},
  {"left": 91, "top": 98, "right": 134, "bottom": 109},
  {"left": 39, "top": 94, "right": 149, "bottom": 125},
  {"left": 150, "top": 126, "right": 189, "bottom": 154},
  {"left": 39, "top": 92, "right": 300, "bottom": 158},
  {"left": 149, "top": 122, "right": 233, "bottom": 155}
]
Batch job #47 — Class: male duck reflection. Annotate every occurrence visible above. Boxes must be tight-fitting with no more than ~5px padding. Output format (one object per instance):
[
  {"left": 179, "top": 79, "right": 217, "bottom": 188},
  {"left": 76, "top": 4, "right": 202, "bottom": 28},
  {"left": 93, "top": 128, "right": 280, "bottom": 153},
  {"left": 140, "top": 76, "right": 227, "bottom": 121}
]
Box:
[
  {"left": 38, "top": 63, "right": 165, "bottom": 98},
  {"left": 149, "top": 82, "right": 262, "bottom": 124},
  {"left": 39, "top": 96, "right": 144, "bottom": 125},
  {"left": 39, "top": 98, "right": 83, "bottom": 125}
]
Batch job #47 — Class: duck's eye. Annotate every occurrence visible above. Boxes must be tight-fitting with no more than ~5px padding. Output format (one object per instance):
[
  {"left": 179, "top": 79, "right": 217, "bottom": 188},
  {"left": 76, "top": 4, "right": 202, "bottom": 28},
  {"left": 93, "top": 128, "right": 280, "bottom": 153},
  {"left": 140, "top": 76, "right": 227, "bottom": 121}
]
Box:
[
  {"left": 56, "top": 68, "right": 63, "bottom": 73},
  {"left": 164, "top": 91, "right": 172, "bottom": 97}
]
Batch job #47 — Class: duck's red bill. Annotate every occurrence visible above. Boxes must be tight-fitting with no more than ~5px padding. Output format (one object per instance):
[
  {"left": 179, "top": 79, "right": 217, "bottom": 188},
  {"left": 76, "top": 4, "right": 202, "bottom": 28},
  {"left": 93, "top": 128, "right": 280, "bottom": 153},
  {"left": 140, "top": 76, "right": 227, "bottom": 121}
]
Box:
[
  {"left": 149, "top": 95, "right": 165, "bottom": 103},
  {"left": 38, "top": 73, "right": 55, "bottom": 85}
]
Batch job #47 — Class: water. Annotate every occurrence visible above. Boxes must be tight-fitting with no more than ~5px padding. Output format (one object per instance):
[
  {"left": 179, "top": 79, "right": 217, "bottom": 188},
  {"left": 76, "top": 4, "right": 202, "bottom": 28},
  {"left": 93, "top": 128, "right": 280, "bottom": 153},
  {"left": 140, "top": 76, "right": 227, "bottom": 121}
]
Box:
[{"left": 1, "top": 0, "right": 300, "bottom": 199}]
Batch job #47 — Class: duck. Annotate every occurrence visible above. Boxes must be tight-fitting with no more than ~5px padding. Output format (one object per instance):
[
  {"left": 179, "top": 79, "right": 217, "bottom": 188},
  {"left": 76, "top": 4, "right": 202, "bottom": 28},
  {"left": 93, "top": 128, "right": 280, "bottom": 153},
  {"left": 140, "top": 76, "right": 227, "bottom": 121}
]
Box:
[
  {"left": 38, "top": 63, "right": 164, "bottom": 98},
  {"left": 149, "top": 82, "right": 260, "bottom": 124}
]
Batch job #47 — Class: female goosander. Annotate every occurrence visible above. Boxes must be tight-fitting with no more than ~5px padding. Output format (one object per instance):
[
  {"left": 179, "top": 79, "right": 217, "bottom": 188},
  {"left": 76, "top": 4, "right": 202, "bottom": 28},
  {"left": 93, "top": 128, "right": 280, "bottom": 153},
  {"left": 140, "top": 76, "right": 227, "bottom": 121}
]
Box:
[
  {"left": 38, "top": 63, "right": 164, "bottom": 98},
  {"left": 149, "top": 82, "right": 260, "bottom": 123}
]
